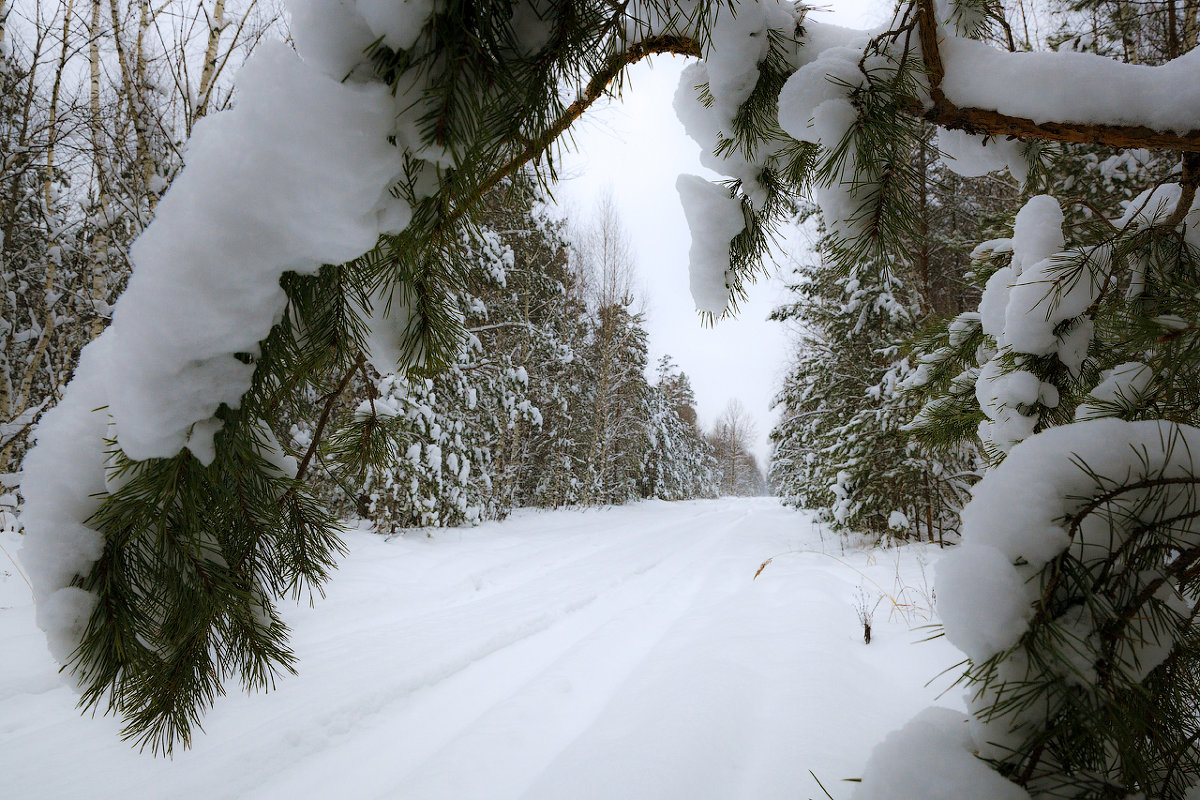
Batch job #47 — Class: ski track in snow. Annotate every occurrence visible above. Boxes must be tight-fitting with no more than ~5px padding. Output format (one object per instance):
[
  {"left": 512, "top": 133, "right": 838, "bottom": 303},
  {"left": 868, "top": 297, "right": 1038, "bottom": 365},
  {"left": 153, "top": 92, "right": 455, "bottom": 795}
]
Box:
[{"left": 0, "top": 498, "right": 962, "bottom": 799}]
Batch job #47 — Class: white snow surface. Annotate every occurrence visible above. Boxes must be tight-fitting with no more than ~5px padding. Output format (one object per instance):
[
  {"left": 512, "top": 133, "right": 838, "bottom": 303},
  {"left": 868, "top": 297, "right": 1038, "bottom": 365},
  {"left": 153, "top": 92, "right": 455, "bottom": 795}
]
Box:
[
  {"left": 856, "top": 707, "right": 1031, "bottom": 800},
  {"left": 1, "top": 498, "right": 961, "bottom": 799},
  {"left": 109, "top": 43, "right": 403, "bottom": 461}
]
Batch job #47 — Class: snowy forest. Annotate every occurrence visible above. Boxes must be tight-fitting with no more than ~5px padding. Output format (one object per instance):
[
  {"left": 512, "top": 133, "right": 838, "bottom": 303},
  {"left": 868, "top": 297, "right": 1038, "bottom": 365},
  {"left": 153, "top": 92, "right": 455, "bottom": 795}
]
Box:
[
  {"left": 3, "top": 0, "right": 1200, "bottom": 796},
  {"left": 0, "top": 2, "right": 767, "bottom": 529}
]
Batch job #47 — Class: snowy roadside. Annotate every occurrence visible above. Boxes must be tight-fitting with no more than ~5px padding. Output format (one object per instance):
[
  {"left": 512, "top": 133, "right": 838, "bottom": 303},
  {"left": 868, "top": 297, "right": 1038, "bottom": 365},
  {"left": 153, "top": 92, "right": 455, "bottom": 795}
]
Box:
[{"left": 0, "top": 498, "right": 963, "bottom": 800}]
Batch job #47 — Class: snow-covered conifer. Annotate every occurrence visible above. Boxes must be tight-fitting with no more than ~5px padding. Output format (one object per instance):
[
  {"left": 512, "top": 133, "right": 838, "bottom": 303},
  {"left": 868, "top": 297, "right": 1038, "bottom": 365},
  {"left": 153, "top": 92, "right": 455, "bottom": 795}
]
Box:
[{"left": 642, "top": 357, "right": 719, "bottom": 500}]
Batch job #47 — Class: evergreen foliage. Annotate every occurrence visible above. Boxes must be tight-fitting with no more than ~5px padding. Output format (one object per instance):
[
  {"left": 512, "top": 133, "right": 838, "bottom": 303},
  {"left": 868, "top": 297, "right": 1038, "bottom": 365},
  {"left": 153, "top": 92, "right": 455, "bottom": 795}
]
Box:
[
  {"left": 769, "top": 134, "right": 998, "bottom": 542},
  {"left": 742, "top": 0, "right": 1200, "bottom": 792},
  {"left": 301, "top": 178, "right": 720, "bottom": 530},
  {"left": 641, "top": 357, "right": 719, "bottom": 501}
]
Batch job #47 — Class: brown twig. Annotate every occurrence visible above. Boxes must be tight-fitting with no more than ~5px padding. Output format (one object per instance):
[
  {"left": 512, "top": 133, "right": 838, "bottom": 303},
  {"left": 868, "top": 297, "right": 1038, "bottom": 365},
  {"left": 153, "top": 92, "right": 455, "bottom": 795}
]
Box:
[
  {"left": 293, "top": 353, "right": 364, "bottom": 484},
  {"left": 444, "top": 35, "right": 702, "bottom": 231},
  {"left": 1162, "top": 152, "right": 1200, "bottom": 230}
]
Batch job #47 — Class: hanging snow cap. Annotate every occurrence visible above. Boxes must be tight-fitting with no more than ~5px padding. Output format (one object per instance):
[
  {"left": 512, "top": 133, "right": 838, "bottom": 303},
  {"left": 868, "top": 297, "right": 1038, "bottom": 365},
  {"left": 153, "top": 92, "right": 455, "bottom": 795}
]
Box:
[
  {"left": 1010, "top": 195, "right": 1064, "bottom": 273},
  {"left": 676, "top": 175, "right": 744, "bottom": 314}
]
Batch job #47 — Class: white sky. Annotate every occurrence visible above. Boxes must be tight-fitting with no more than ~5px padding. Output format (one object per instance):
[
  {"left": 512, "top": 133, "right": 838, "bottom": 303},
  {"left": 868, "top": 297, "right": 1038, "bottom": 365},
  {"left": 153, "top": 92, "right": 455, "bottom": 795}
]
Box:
[{"left": 554, "top": 1, "right": 886, "bottom": 466}]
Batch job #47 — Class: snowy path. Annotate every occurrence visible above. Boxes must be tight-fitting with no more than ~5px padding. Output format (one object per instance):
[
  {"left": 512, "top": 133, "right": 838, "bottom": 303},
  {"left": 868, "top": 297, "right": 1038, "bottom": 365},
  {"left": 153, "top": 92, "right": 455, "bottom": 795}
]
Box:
[{"left": 0, "top": 498, "right": 962, "bottom": 799}]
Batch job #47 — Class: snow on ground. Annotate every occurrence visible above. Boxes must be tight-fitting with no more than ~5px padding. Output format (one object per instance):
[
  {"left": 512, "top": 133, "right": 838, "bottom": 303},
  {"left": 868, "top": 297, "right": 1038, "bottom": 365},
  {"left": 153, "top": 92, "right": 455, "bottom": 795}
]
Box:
[{"left": 0, "top": 498, "right": 961, "bottom": 799}]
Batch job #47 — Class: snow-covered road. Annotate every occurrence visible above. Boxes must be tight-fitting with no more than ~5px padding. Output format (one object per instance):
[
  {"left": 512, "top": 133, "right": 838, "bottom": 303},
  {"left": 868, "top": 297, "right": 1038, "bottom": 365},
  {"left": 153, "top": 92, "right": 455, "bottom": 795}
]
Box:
[{"left": 1, "top": 498, "right": 962, "bottom": 799}]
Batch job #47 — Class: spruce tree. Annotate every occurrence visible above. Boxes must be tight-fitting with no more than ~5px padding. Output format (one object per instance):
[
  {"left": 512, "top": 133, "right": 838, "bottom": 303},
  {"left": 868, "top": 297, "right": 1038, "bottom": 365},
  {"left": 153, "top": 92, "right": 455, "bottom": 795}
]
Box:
[{"left": 642, "top": 356, "right": 719, "bottom": 500}]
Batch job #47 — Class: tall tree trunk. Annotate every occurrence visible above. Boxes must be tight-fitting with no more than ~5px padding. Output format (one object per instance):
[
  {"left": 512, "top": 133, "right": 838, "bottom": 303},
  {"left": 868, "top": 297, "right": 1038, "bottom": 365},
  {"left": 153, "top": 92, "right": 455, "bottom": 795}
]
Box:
[
  {"left": 107, "top": 0, "right": 153, "bottom": 213},
  {"left": 193, "top": 0, "right": 226, "bottom": 127},
  {"left": 88, "top": 0, "right": 110, "bottom": 341}
]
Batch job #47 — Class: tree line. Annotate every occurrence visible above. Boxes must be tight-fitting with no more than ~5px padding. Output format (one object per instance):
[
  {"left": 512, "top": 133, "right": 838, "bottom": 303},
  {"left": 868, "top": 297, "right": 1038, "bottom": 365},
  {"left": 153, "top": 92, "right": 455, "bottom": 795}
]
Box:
[{"left": 304, "top": 180, "right": 767, "bottom": 535}]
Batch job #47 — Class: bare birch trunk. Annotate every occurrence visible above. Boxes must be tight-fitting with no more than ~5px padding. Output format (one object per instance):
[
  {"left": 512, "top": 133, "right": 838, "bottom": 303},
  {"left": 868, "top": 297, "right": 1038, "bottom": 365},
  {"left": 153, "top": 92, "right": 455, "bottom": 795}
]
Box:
[
  {"left": 2, "top": 0, "right": 74, "bottom": 471},
  {"left": 88, "top": 0, "right": 109, "bottom": 340},
  {"left": 193, "top": 0, "right": 226, "bottom": 125},
  {"left": 107, "top": 0, "right": 152, "bottom": 213}
]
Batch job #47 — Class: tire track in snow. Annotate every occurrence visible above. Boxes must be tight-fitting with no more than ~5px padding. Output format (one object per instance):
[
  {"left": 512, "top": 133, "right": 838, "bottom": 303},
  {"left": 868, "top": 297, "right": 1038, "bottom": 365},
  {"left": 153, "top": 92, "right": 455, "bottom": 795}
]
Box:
[
  {"left": 117, "top": 503, "right": 751, "bottom": 799},
  {"left": 354, "top": 508, "right": 759, "bottom": 800},
  {"left": 0, "top": 500, "right": 958, "bottom": 800}
]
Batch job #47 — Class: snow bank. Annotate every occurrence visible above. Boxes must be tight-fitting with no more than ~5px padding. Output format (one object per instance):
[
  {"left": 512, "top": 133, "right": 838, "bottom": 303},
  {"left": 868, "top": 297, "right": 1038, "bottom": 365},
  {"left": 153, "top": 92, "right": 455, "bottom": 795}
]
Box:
[
  {"left": 856, "top": 707, "right": 1031, "bottom": 800},
  {"left": 2, "top": 500, "right": 963, "bottom": 799}
]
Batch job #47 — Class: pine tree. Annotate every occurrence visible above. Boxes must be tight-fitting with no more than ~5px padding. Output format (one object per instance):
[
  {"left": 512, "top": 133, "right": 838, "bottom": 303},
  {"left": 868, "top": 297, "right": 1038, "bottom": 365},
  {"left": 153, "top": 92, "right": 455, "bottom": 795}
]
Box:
[
  {"left": 848, "top": 2, "right": 1200, "bottom": 792},
  {"left": 769, "top": 131, "right": 1000, "bottom": 543},
  {"left": 770, "top": 253, "right": 946, "bottom": 538}
]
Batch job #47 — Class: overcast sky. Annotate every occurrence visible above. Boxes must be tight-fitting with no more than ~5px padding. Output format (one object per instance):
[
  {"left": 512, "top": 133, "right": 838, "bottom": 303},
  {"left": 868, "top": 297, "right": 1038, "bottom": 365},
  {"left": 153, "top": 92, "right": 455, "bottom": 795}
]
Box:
[{"left": 554, "top": 2, "right": 885, "bottom": 466}]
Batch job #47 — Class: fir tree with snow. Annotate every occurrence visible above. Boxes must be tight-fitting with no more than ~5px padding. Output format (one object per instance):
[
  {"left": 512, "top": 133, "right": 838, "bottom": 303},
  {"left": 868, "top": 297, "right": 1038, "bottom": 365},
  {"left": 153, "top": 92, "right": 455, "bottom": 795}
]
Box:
[{"left": 642, "top": 356, "right": 719, "bottom": 500}]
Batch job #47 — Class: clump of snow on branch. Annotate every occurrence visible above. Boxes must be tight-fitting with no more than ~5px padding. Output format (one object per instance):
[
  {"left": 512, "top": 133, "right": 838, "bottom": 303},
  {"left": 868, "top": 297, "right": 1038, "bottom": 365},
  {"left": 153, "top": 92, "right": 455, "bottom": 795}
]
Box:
[
  {"left": 1075, "top": 361, "right": 1153, "bottom": 420},
  {"left": 776, "top": 26, "right": 869, "bottom": 149},
  {"left": 356, "top": 0, "right": 437, "bottom": 52},
  {"left": 941, "top": 36, "right": 1200, "bottom": 134},
  {"left": 1117, "top": 182, "right": 1200, "bottom": 246},
  {"left": 670, "top": 1, "right": 822, "bottom": 312},
  {"left": 973, "top": 195, "right": 1074, "bottom": 452},
  {"left": 704, "top": 1, "right": 800, "bottom": 127},
  {"left": 676, "top": 175, "right": 743, "bottom": 314},
  {"left": 938, "top": 420, "right": 1200, "bottom": 753},
  {"left": 288, "top": 0, "right": 378, "bottom": 80},
  {"left": 110, "top": 43, "right": 404, "bottom": 461},
  {"left": 857, "top": 420, "right": 1200, "bottom": 794},
  {"left": 775, "top": 23, "right": 879, "bottom": 243},
  {"left": 938, "top": 129, "right": 1027, "bottom": 183},
  {"left": 20, "top": 17, "right": 417, "bottom": 674},
  {"left": 772, "top": 15, "right": 1200, "bottom": 250}
]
